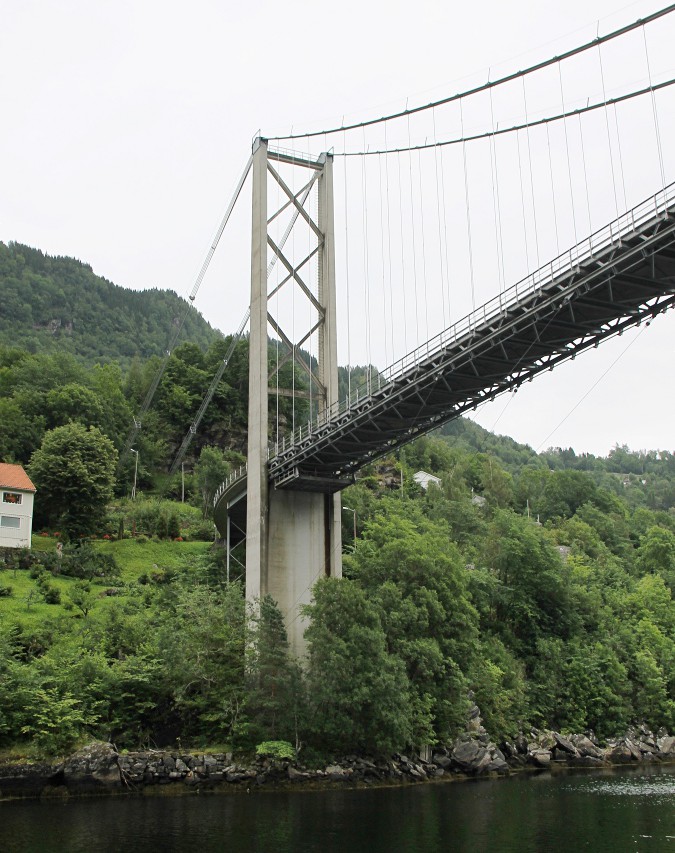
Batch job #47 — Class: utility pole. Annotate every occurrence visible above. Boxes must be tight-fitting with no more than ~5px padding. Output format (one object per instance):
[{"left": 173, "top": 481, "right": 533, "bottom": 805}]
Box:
[
  {"left": 342, "top": 505, "right": 357, "bottom": 545},
  {"left": 131, "top": 448, "right": 139, "bottom": 500}
]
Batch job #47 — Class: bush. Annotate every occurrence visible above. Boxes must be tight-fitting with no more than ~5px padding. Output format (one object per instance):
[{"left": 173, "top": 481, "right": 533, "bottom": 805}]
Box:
[
  {"left": 0, "top": 584, "right": 12, "bottom": 597},
  {"left": 255, "top": 740, "right": 295, "bottom": 761},
  {"left": 59, "top": 543, "right": 120, "bottom": 581}
]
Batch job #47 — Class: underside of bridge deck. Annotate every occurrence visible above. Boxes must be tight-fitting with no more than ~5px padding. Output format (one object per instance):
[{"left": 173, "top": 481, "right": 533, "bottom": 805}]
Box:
[{"left": 267, "top": 205, "right": 675, "bottom": 493}]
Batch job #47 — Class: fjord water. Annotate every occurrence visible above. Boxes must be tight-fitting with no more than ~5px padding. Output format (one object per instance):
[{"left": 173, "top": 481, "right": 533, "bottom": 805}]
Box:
[{"left": 2, "top": 765, "right": 674, "bottom": 853}]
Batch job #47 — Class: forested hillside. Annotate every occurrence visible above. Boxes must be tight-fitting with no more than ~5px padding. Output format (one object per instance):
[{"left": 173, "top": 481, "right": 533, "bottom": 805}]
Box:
[
  {"left": 0, "top": 242, "right": 221, "bottom": 364},
  {"left": 0, "top": 245, "right": 673, "bottom": 761}
]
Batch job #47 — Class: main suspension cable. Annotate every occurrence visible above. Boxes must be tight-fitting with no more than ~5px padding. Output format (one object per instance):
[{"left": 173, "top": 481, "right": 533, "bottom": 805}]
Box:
[
  {"left": 333, "top": 78, "right": 675, "bottom": 157},
  {"left": 266, "top": 5, "right": 675, "bottom": 141}
]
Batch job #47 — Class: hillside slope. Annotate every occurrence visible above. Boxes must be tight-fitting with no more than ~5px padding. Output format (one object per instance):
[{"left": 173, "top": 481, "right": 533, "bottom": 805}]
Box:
[{"left": 0, "top": 242, "right": 221, "bottom": 364}]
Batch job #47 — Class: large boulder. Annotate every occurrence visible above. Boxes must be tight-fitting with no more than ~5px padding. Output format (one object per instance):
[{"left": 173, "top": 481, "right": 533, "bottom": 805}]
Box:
[
  {"left": 451, "top": 740, "right": 492, "bottom": 774},
  {"left": 569, "top": 735, "right": 603, "bottom": 759},
  {"left": 528, "top": 749, "right": 552, "bottom": 768},
  {"left": 606, "top": 743, "right": 634, "bottom": 764},
  {"left": 62, "top": 742, "right": 121, "bottom": 790},
  {"left": 657, "top": 735, "right": 675, "bottom": 756},
  {"left": 553, "top": 732, "right": 578, "bottom": 756}
]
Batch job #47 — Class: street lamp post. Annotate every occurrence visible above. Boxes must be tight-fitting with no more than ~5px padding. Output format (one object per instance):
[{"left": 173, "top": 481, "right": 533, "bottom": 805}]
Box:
[
  {"left": 131, "top": 448, "right": 139, "bottom": 500},
  {"left": 342, "top": 505, "right": 357, "bottom": 545}
]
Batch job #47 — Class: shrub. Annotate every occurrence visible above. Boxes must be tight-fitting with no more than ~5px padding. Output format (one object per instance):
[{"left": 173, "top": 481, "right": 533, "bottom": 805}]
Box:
[
  {"left": 255, "top": 740, "right": 295, "bottom": 761},
  {"left": 0, "top": 584, "right": 12, "bottom": 597}
]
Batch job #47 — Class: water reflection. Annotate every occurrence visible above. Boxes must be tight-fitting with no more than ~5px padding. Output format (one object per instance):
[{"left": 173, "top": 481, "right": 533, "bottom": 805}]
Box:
[{"left": 2, "top": 765, "right": 674, "bottom": 853}]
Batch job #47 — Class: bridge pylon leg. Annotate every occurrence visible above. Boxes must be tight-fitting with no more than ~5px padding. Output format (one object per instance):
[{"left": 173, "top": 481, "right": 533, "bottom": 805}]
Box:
[{"left": 244, "top": 137, "right": 342, "bottom": 656}]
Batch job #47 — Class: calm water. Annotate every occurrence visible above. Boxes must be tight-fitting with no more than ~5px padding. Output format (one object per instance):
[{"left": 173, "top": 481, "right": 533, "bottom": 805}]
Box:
[{"left": 2, "top": 765, "right": 674, "bottom": 853}]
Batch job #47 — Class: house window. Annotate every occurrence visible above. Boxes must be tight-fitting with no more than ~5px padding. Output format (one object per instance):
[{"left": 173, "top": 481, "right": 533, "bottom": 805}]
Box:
[
  {"left": 2, "top": 492, "right": 22, "bottom": 505},
  {"left": 0, "top": 515, "right": 21, "bottom": 528}
]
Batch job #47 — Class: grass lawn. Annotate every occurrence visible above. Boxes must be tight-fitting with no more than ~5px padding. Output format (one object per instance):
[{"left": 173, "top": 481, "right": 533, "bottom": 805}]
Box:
[{"left": 0, "top": 536, "right": 214, "bottom": 629}]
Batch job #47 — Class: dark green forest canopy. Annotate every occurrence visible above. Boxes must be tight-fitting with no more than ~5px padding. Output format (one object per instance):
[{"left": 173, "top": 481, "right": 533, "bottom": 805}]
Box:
[
  {"left": 0, "top": 242, "right": 222, "bottom": 364},
  {"left": 0, "top": 240, "right": 674, "bottom": 759}
]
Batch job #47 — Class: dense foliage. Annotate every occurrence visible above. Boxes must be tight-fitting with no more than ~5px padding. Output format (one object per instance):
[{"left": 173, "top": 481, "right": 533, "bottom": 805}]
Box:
[
  {"left": 0, "top": 245, "right": 673, "bottom": 760},
  {"left": 0, "top": 242, "right": 221, "bottom": 364}
]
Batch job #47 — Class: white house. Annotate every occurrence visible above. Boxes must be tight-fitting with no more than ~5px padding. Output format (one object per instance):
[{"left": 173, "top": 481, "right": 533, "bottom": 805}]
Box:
[
  {"left": 413, "top": 470, "right": 442, "bottom": 491},
  {"left": 0, "top": 463, "right": 36, "bottom": 549}
]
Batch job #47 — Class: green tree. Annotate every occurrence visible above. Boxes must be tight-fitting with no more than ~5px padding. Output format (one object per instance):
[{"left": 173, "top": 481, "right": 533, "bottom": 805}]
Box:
[
  {"left": 194, "top": 445, "right": 235, "bottom": 518},
  {"left": 28, "top": 423, "right": 117, "bottom": 537},
  {"left": 246, "top": 595, "right": 304, "bottom": 745},
  {"left": 348, "top": 497, "right": 478, "bottom": 743},
  {"left": 304, "top": 578, "right": 412, "bottom": 753}
]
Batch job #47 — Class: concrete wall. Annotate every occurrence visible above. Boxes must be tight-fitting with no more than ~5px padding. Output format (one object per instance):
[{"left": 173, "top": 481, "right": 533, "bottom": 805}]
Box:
[
  {"left": 267, "top": 489, "right": 342, "bottom": 656},
  {"left": 0, "top": 490, "right": 34, "bottom": 548}
]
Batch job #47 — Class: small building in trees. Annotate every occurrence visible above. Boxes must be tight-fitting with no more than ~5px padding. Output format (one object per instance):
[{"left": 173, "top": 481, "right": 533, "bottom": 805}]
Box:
[
  {"left": 0, "top": 463, "right": 36, "bottom": 549},
  {"left": 413, "top": 470, "right": 442, "bottom": 491}
]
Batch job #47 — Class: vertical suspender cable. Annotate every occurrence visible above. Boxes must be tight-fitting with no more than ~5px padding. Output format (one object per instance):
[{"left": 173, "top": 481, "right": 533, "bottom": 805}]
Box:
[
  {"left": 432, "top": 108, "right": 448, "bottom": 330},
  {"left": 378, "top": 151, "right": 390, "bottom": 366},
  {"left": 643, "top": 24, "right": 667, "bottom": 189},
  {"left": 489, "top": 78, "right": 507, "bottom": 300},
  {"left": 397, "top": 152, "right": 409, "bottom": 353},
  {"left": 459, "top": 98, "right": 476, "bottom": 311},
  {"left": 274, "top": 164, "right": 280, "bottom": 448},
  {"left": 438, "top": 113, "right": 452, "bottom": 324},
  {"left": 417, "top": 148, "right": 430, "bottom": 343},
  {"left": 361, "top": 131, "right": 372, "bottom": 389},
  {"left": 597, "top": 40, "right": 620, "bottom": 219},
  {"left": 546, "top": 123, "right": 561, "bottom": 256},
  {"left": 516, "top": 130, "right": 531, "bottom": 273},
  {"left": 343, "top": 128, "right": 352, "bottom": 403},
  {"left": 522, "top": 77, "right": 541, "bottom": 269},
  {"left": 558, "top": 62, "right": 578, "bottom": 250},
  {"left": 407, "top": 114, "right": 421, "bottom": 343},
  {"left": 307, "top": 138, "right": 313, "bottom": 422},
  {"left": 384, "top": 122, "right": 396, "bottom": 364},
  {"left": 578, "top": 111, "right": 593, "bottom": 235},
  {"left": 291, "top": 159, "right": 296, "bottom": 435},
  {"left": 612, "top": 105, "right": 628, "bottom": 211}
]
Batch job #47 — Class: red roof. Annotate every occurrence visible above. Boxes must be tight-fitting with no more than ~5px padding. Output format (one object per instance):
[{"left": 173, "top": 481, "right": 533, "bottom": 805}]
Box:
[{"left": 0, "top": 463, "right": 36, "bottom": 492}]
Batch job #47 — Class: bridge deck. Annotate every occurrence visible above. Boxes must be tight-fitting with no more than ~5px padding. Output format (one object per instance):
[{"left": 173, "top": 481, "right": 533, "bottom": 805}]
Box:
[{"left": 215, "top": 183, "right": 675, "bottom": 518}]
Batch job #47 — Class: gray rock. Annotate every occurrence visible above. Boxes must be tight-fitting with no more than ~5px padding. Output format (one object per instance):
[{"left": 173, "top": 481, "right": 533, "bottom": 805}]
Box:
[
  {"left": 325, "top": 765, "right": 349, "bottom": 781},
  {"left": 451, "top": 740, "right": 491, "bottom": 773},
  {"left": 606, "top": 744, "right": 634, "bottom": 764},
  {"left": 574, "top": 755, "right": 605, "bottom": 767},
  {"left": 514, "top": 734, "right": 529, "bottom": 755},
  {"left": 553, "top": 733, "right": 577, "bottom": 754},
  {"left": 529, "top": 749, "right": 552, "bottom": 768},
  {"left": 570, "top": 735, "right": 603, "bottom": 759},
  {"left": 657, "top": 735, "right": 675, "bottom": 755},
  {"left": 288, "top": 766, "right": 309, "bottom": 782},
  {"left": 62, "top": 742, "right": 120, "bottom": 789}
]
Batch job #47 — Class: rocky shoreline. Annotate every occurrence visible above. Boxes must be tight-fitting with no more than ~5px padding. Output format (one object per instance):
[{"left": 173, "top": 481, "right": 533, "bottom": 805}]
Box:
[{"left": 2, "top": 712, "right": 674, "bottom": 801}]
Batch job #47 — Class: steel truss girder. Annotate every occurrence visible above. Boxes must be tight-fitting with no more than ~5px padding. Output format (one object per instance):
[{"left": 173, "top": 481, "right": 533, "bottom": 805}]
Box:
[{"left": 267, "top": 207, "right": 675, "bottom": 491}]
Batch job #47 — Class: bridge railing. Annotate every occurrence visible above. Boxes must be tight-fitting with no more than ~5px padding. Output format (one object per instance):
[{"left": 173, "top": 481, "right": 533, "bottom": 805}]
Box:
[
  {"left": 269, "top": 181, "right": 675, "bottom": 465},
  {"left": 213, "top": 464, "right": 248, "bottom": 508}
]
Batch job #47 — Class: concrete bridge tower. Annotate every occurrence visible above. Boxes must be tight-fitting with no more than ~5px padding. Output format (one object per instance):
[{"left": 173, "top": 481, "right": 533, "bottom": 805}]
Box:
[{"left": 242, "top": 137, "right": 342, "bottom": 653}]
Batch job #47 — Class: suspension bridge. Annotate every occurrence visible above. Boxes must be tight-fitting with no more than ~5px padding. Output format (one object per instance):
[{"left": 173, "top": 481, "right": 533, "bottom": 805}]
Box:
[{"left": 127, "top": 6, "right": 675, "bottom": 652}]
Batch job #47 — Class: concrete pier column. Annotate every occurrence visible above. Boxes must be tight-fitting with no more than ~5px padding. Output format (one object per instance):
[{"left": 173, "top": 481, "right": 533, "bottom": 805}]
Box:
[{"left": 245, "top": 137, "right": 269, "bottom": 605}]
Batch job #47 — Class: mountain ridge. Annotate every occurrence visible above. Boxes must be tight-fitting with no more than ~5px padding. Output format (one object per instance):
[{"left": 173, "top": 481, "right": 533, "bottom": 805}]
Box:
[{"left": 0, "top": 241, "right": 221, "bottom": 365}]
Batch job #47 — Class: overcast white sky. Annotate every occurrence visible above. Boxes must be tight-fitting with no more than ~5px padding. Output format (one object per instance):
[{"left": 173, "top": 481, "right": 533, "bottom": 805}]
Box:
[{"left": 2, "top": 0, "right": 673, "bottom": 457}]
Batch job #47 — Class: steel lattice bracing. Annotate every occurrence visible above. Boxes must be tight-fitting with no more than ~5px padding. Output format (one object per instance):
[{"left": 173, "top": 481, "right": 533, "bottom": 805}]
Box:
[{"left": 214, "top": 183, "right": 675, "bottom": 519}]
